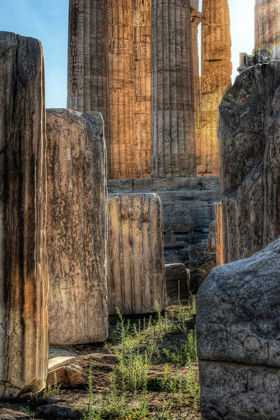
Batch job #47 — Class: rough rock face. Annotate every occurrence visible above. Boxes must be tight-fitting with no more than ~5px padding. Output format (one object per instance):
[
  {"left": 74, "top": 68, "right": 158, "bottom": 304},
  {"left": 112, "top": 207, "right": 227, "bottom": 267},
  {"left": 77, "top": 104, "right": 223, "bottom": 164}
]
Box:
[
  {"left": 107, "top": 193, "right": 165, "bottom": 314},
  {"left": 197, "top": 239, "right": 280, "bottom": 420},
  {"left": 197, "top": 0, "right": 232, "bottom": 176},
  {"left": 151, "top": 0, "right": 196, "bottom": 177},
  {"left": 46, "top": 109, "right": 108, "bottom": 345},
  {"left": 165, "top": 264, "right": 190, "bottom": 304},
  {"left": 218, "top": 60, "right": 280, "bottom": 263},
  {"left": 0, "top": 32, "right": 48, "bottom": 397}
]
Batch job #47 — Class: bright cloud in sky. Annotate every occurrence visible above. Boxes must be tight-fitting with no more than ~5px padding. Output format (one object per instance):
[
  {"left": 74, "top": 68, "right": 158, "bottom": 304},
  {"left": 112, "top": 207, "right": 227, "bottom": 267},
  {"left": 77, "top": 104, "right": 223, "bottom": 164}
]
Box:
[{"left": 0, "top": 0, "right": 255, "bottom": 108}]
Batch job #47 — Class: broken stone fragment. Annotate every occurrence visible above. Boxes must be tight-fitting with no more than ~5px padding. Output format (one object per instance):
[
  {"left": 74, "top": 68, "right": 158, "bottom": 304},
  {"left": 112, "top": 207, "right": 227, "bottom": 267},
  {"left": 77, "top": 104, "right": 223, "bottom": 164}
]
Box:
[
  {"left": 0, "top": 31, "right": 48, "bottom": 398},
  {"left": 46, "top": 109, "right": 108, "bottom": 345},
  {"left": 107, "top": 193, "right": 166, "bottom": 315},
  {"left": 197, "top": 239, "right": 280, "bottom": 420}
]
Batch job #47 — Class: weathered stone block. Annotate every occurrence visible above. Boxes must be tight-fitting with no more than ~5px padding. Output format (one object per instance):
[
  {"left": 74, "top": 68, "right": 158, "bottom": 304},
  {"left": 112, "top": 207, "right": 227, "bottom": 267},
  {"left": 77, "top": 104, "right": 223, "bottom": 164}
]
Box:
[
  {"left": 219, "top": 61, "right": 280, "bottom": 262},
  {"left": 0, "top": 32, "right": 48, "bottom": 397},
  {"left": 197, "top": 239, "right": 280, "bottom": 420},
  {"left": 165, "top": 264, "right": 190, "bottom": 304},
  {"left": 46, "top": 109, "right": 108, "bottom": 345},
  {"left": 107, "top": 193, "right": 165, "bottom": 314}
]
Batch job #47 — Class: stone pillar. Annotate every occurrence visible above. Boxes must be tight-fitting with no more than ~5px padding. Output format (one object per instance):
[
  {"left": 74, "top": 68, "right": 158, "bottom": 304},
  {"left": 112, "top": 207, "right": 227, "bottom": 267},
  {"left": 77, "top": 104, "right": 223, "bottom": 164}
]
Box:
[
  {"left": 46, "top": 109, "right": 108, "bottom": 345},
  {"left": 191, "top": 8, "right": 201, "bottom": 119},
  {"left": 133, "top": 0, "right": 152, "bottom": 178},
  {"left": 0, "top": 32, "right": 48, "bottom": 397},
  {"left": 151, "top": 0, "right": 196, "bottom": 178},
  {"left": 67, "top": 1, "right": 109, "bottom": 155},
  {"left": 107, "top": 0, "right": 135, "bottom": 179},
  {"left": 197, "top": 0, "right": 232, "bottom": 176},
  {"left": 255, "top": 0, "right": 280, "bottom": 56},
  {"left": 68, "top": 0, "right": 152, "bottom": 180},
  {"left": 107, "top": 193, "right": 165, "bottom": 315},
  {"left": 215, "top": 203, "right": 224, "bottom": 266}
]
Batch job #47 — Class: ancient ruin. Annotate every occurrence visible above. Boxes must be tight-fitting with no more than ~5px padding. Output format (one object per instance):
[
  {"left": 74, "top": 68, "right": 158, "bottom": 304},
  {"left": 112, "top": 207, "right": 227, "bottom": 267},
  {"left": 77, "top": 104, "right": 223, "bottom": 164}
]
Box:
[
  {"left": 68, "top": 0, "right": 230, "bottom": 180},
  {"left": 5, "top": 0, "right": 280, "bottom": 418},
  {"left": 0, "top": 32, "right": 48, "bottom": 397},
  {"left": 107, "top": 193, "right": 165, "bottom": 314},
  {"left": 197, "top": 239, "right": 280, "bottom": 420},
  {"left": 47, "top": 109, "right": 108, "bottom": 345}
]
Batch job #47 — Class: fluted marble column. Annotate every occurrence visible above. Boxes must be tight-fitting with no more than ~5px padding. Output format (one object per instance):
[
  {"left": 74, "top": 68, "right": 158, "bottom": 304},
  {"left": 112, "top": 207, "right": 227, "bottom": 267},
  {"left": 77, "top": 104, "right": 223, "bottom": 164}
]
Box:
[
  {"left": 255, "top": 0, "right": 280, "bottom": 56},
  {"left": 197, "top": 0, "right": 232, "bottom": 176},
  {"left": 151, "top": 0, "right": 196, "bottom": 178}
]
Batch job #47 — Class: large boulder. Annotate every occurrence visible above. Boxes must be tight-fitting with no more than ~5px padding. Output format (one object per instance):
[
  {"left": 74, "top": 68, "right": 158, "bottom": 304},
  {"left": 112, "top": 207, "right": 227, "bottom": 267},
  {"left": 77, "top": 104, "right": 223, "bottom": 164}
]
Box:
[
  {"left": 47, "top": 109, "right": 108, "bottom": 345},
  {"left": 0, "top": 32, "right": 48, "bottom": 398},
  {"left": 218, "top": 60, "right": 280, "bottom": 263},
  {"left": 197, "top": 239, "right": 280, "bottom": 420}
]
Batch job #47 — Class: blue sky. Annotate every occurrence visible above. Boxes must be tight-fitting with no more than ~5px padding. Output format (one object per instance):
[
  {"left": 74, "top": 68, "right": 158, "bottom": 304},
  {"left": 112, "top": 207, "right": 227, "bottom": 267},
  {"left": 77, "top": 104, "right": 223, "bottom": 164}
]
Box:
[{"left": 0, "top": 0, "right": 255, "bottom": 109}]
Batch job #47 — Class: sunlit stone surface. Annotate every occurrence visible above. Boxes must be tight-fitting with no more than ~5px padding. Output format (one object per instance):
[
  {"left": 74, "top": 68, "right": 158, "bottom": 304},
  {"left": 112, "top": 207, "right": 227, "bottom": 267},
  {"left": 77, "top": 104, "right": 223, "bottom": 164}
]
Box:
[
  {"left": 0, "top": 31, "right": 48, "bottom": 398},
  {"left": 47, "top": 109, "right": 108, "bottom": 345}
]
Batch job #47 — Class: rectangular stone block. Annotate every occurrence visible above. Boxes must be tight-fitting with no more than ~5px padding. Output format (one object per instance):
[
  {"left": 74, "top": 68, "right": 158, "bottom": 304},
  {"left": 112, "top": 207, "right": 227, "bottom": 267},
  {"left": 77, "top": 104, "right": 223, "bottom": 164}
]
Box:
[
  {"left": 107, "top": 193, "right": 165, "bottom": 314},
  {"left": 46, "top": 109, "right": 108, "bottom": 345},
  {"left": 0, "top": 32, "right": 48, "bottom": 398}
]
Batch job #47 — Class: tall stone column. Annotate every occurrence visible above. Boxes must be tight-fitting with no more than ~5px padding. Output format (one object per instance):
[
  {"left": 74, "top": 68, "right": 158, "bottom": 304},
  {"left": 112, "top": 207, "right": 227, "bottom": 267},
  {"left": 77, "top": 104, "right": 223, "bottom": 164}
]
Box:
[
  {"left": 255, "top": 0, "right": 280, "bottom": 56},
  {"left": 67, "top": 0, "right": 110, "bottom": 170},
  {"left": 0, "top": 32, "right": 48, "bottom": 397},
  {"left": 107, "top": 0, "right": 135, "bottom": 179},
  {"left": 197, "top": 0, "right": 232, "bottom": 176},
  {"left": 151, "top": 0, "right": 196, "bottom": 178},
  {"left": 133, "top": 0, "right": 152, "bottom": 178}
]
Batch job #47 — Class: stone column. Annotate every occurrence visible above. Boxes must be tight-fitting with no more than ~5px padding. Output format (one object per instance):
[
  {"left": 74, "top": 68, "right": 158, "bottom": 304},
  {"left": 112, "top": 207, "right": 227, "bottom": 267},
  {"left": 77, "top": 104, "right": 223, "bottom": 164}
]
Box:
[
  {"left": 191, "top": 8, "right": 201, "bottom": 118},
  {"left": 0, "top": 32, "right": 48, "bottom": 398},
  {"left": 197, "top": 0, "right": 232, "bottom": 176},
  {"left": 107, "top": 0, "right": 135, "bottom": 179},
  {"left": 133, "top": 0, "right": 152, "bottom": 178},
  {"left": 47, "top": 109, "right": 108, "bottom": 346},
  {"left": 151, "top": 0, "right": 196, "bottom": 178},
  {"left": 255, "top": 0, "right": 280, "bottom": 56},
  {"left": 67, "top": 0, "right": 110, "bottom": 170},
  {"left": 107, "top": 193, "right": 165, "bottom": 315}
]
